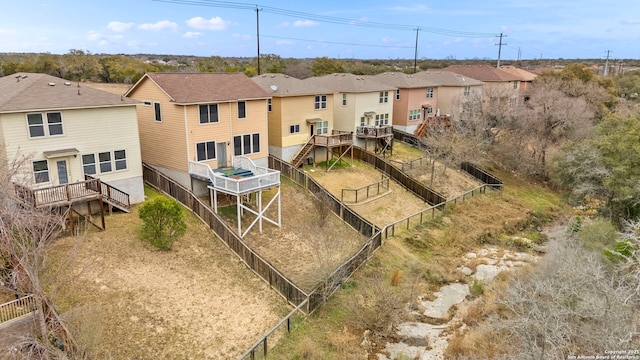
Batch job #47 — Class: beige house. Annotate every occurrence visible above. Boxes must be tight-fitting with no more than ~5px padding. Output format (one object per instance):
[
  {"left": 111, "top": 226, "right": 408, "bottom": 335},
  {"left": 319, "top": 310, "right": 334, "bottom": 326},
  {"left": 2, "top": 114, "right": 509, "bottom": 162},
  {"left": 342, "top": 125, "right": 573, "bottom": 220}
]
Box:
[
  {"left": 441, "top": 64, "right": 526, "bottom": 108},
  {"left": 0, "top": 72, "right": 144, "bottom": 207},
  {"left": 124, "top": 72, "right": 270, "bottom": 190},
  {"left": 304, "top": 73, "right": 396, "bottom": 153},
  {"left": 251, "top": 73, "right": 335, "bottom": 163},
  {"left": 416, "top": 71, "right": 484, "bottom": 122}
]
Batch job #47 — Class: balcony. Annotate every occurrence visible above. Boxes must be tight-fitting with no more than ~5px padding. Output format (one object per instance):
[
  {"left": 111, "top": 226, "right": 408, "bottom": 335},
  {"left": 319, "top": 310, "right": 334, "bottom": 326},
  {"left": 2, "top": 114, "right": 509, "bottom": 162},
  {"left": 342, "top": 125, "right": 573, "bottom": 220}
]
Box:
[
  {"left": 189, "top": 156, "right": 280, "bottom": 196},
  {"left": 356, "top": 125, "right": 393, "bottom": 139}
]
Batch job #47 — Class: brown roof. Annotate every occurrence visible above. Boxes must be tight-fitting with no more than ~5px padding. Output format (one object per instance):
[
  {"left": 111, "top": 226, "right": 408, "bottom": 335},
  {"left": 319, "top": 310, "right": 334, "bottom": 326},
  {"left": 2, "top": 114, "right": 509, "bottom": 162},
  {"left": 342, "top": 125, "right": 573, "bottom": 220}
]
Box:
[
  {"left": 128, "top": 72, "right": 269, "bottom": 104},
  {"left": 373, "top": 71, "right": 484, "bottom": 88},
  {"left": 251, "top": 73, "right": 331, "bottom": 96},
  {"left": 440, "top": 64, "right": 523, "bottom": 82},
  {"left": 0, "top": 73, "right": 137, "bottom": 113},
  {"left": 499, "top": 65, "right": 538, "bottom": 81}
]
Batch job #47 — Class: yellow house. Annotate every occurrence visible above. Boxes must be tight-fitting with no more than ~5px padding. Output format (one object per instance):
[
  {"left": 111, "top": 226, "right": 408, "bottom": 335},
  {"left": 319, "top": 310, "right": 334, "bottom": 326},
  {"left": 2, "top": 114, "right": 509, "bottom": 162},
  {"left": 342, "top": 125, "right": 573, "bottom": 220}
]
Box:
[
  {"left": 0, "top": 72, "right": 144, "bottom": 210},
  {"left": 125, "top": 72, "right": 270, "bottom": 190},
  {"left": 251, "top": 73, "right": 335, "bottom": 163}
]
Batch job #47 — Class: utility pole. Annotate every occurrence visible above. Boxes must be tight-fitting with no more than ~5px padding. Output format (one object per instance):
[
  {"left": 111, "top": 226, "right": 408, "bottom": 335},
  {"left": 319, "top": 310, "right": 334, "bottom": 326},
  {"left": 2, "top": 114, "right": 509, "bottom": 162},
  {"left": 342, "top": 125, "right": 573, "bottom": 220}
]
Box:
[
  {"left": 256, "top": 7, "right": 262, "bottom": 75},
  {"left": 495, "top": 32, "right": 507, "bottom": 68},
  {"left": 413, "top": 27, "right": 420, "bottom": 74},
  {"left": 603, "top": 49, "right": 612, "bottom": 77}
]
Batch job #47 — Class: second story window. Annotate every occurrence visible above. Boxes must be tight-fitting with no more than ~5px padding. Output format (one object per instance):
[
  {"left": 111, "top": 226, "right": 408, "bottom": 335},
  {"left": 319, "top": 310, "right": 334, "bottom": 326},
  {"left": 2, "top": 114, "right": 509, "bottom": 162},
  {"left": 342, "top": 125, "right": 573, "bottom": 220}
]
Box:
[
  {"left": 464, "top": 86, "right": 471, "bottom": 96},
  {"left": 315, "top": 95, "right": 327, "bottom": 110},
  {"left": 342, "top": 93, "right": 347, "bottom": 106},
  {"left": 27, "top": 112, "right": 64, "bottom": 138},
  {"left": 199, "top": 104, "right": 219, "bottom": 124},
  {"left": 395, "top": 89, "right": 400, "bottom": 100},
  {"left": 379, "top": 91, "right": 388, "bottom": 103},
  {"left": 238, "top": 101, "right": 246, "bottom": 119},
  {"left": 154, "top": 102, "right": 162, "bottom": 122},
  {"left": 513, "top": 81, "right": 519, "bottom": 89},
  {"left": 426, "top": 87, "right": 434, "bottom": 98},
  {"left": 267, "top": 98, "right": 272, "bottom": 112}
]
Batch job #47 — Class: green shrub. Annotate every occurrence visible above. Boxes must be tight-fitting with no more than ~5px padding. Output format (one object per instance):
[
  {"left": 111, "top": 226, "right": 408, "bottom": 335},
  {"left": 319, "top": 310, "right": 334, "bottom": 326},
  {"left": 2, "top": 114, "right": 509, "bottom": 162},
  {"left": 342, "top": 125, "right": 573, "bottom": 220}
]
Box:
[
  {"left": 138, "top": 197, "right": 186, "bottom": 250},
  {"left": 470, "top": 279, "right": 484, "bottom": 297}
]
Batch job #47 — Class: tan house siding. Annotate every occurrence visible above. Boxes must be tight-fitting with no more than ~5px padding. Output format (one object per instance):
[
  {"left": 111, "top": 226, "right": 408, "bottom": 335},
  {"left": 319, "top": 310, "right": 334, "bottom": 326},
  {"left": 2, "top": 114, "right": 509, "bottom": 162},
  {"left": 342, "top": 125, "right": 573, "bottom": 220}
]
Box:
[
  {"left": 268, "top": 98, "right": 283, "bottom": 147},
  {"left": 127, "top": 80, "right": 188, "bottom": 173},
  {"left": 231, "top": 99, "right": 269, "bottom": 163}
]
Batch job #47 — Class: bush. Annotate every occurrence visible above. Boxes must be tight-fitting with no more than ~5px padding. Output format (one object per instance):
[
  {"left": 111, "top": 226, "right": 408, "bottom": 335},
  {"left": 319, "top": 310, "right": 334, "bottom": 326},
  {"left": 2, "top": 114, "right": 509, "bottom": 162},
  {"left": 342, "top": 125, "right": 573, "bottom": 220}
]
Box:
[{"left": 138, "top": 197, "right": 186, "bottom": 250}]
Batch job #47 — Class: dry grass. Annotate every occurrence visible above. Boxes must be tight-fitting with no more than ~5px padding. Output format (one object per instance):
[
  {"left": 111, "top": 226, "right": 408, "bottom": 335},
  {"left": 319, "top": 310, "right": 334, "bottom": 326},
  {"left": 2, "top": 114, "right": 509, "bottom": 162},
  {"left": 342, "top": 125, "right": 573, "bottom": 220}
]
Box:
[{"left": 48, "top": 187, "right": 290, "bottom": 359}]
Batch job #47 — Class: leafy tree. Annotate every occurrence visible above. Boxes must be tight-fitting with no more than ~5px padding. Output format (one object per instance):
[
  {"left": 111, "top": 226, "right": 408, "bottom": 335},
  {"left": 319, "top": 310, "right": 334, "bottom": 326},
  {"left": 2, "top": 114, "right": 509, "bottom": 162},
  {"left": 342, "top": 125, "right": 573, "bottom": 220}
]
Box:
[
  {"left": 283, "top": 59, "right": 313, "bottom": 79},
  {"left": 310, "top": 56, "right": 344, "bottom": 76},
  {"left": 196, "top": 56, "right": 229, "bottom": 72},
  {"left": 138, "top": 197, "right": 186, "bottom": 250},
  {"left": 614, "top": 70, "right": 640, "bottom": 102},
  {"left": 62, "top": 49, "right": 102, "bottom": 81}
]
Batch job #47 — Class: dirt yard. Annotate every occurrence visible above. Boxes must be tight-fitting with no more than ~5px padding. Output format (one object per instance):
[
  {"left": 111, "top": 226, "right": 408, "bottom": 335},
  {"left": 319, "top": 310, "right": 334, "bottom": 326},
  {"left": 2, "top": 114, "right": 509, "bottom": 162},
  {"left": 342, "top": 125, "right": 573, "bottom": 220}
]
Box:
[
  {"left": 213, "top": 180, "right": 369, "bottom": 291},
  {"left": 304, "top": 162, "right": 429, "bottom": 228},
  {"left": 50, "top": 188, "right": 290, "bottom": 359}
]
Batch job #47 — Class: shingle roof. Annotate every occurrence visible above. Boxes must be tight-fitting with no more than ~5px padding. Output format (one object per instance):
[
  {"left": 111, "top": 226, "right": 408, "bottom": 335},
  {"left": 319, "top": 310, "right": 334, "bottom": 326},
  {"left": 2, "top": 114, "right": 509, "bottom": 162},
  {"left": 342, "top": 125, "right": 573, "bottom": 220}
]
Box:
[
  {"left": 0, "top": 73, "right": 137, "bottom": 113},
  {"left": 251, "top": 73, "right": 332, "bottom": 96},
  {"left": 303, "top": 73, "right": 396, "bottom": 93},
  {"left": 498, "top": 65, "right": 538, "bottom": 81},
  {"left": 129, "top": 72, "right": 269, "bottom": 103},
  {"left": 373, "top": 71, "right": 483, "bottom": 88},
  {"left": 440, "top": 64, "right": 523, "bottom": 82}
]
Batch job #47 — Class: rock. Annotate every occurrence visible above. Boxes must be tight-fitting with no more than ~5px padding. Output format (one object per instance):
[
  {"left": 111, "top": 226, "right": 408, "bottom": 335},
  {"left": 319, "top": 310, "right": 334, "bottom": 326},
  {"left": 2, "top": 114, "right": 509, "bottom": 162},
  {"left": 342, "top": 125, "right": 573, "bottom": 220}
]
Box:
[
  {"left": 422, "top": 283, "right": 470, "bottom": 319},
  {"left": 473, "top": 264, "right": 509, "bottom": 281},
  {"left": 533, "top": 245, "right": 548, "bottom": 253},
  {"left": 465, "top": 252, "right": 477, "bottom": 259},
  {"left": 459, "top": 266, "right": 473, "bottom": 276}
]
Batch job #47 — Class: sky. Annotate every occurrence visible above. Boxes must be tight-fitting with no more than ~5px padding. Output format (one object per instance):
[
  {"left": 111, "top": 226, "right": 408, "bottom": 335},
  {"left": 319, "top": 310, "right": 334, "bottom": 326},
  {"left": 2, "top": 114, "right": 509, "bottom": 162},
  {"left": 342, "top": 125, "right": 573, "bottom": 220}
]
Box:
[{"left": 1, "top": 0, "right": 639, "bottom": 60}]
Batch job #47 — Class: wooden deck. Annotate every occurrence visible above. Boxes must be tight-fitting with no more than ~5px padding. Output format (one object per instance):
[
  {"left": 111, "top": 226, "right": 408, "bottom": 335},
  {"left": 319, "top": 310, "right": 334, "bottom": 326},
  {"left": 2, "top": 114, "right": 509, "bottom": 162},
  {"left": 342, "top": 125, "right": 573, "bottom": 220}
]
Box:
[{"left": 356, "top": 125, "right": 394, "bottom": 139}]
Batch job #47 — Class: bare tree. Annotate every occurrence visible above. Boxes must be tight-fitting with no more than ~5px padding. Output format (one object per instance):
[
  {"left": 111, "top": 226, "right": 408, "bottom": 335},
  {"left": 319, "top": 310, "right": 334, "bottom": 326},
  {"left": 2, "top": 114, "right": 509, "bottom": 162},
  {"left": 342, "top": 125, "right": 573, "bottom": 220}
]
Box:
[{"left": 0, "top": 154, "right": 84, "bottom": 359}]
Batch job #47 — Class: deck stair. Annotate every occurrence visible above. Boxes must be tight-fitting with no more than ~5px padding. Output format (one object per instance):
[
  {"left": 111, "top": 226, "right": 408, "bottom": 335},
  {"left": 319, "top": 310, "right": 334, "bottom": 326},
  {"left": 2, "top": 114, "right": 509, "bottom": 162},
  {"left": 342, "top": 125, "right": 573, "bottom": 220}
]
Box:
[{"left": 291, "top": 137, "right": 315, "bottom": 168}]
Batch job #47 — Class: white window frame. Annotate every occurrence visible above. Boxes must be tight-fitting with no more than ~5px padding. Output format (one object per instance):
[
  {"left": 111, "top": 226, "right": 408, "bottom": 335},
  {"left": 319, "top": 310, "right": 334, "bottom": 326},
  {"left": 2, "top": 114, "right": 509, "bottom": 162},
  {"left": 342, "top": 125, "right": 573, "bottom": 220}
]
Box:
[
  {"left": 409, "top": 109, "right": 420, "bottom": 121},
  {"left": 154, "top": 102, "right": 162, "bottom": 122},
  {"left": 316, "top": 121, "right": 328, "bottom": 135},
  {"left": 426, "top": 87, "right": 434, "bottom": 98},
  {"left": 99, "top": 152, "right": 113, "bottom": 173},
  {"left": 114, "top": 150, "right": 127, "bottom": 171},
  {"left": 314, "top": 95, "right": 327, "bottom": 110},
  {"left": 464, "top": 86, "right": 471, "bottom": 96},
  {"left": 233, "top": 133, "right": 261, "bottom": 156},
  {"left": 82, "top": 154, "right": 97, "bottom": 175},
  {"left": 27, "top": 113, "right": 45, "bottom": 138},
  {"left": 199, "top": 104, "right": 219, "bottom": 124},
  {"left": 238, "top": 101, "right": 246, "bottom": 119},
  {"left": 33, "top": 160, "right": 50, "bottom": 184},
  {"left": 196, "top": 140, "right": 217, "bottom": 161},
  {"left": 513, "top": 81, "right": 518, "bottom": 89},
  {"left": 379, "top": 91, "right": 389, "bottom": 103},
  {"left": 27, "top": 112, "right": 64, "bottom": 138}
]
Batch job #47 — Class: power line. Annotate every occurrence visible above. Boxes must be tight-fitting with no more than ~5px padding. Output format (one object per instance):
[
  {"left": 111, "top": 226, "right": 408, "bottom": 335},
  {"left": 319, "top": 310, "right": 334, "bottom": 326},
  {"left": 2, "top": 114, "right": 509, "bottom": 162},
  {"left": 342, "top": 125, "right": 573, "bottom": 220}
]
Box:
[{"left": 261, "top": 35, "right": 414, "bottom": 49}]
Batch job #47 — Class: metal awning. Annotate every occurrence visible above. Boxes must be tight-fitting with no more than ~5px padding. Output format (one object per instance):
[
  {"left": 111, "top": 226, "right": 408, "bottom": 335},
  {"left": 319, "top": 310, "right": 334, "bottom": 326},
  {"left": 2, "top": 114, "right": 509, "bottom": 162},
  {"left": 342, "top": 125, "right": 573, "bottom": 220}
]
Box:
[
  {"left": 364, "top": 111, "right": 376, "bottom": 117},
  {"left": 43, "top": 148, "right": 79, "bottom": 158},
  {"left": 421, "top": 104, "right": 433, "bottom": 109},
  {"left": 306, "top": 118, "right": 322, "bottom": 123}
]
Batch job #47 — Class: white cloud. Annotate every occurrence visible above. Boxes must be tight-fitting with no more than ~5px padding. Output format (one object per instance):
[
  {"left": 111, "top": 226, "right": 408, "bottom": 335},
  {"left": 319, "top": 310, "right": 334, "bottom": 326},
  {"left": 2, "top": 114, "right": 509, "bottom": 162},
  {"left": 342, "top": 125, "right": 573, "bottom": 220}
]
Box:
[
  {"left": 381, "top": 36, "right": 395, "bottom": 44},
  {"left": 107, "top": 21, "right": 135, "bottom": 32},
  {"left": 349, "top": 17, "right": 368, "bottom": 25},
  {"left": 293, "top": 20, "right": 318, "bottom": 27},
  {"left": 388, "top": 4, "right": 430, "bottom": 12},
  {"left": 183, "top": 31, "right": 203, "bottom": 38},
  {"left": 232, "top": 33, "right": 251, "bottom": 40},
  {"left": 186, "top": 16, "right": 231, "bottom": 31},
  {"left": 276, "top": 40, "right": 294, "bottom": 45},
  {"left": 138, "top": 20, "right": 178, "bottom": 32}
]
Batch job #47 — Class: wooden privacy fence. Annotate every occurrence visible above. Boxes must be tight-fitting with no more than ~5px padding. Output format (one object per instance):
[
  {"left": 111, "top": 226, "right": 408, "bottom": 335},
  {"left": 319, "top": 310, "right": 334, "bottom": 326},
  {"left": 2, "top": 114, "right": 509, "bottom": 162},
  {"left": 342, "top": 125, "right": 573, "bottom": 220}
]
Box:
[
  {"left": 341, "top": 175, "right": 390, "bottom": 204},
  {"left": 351, "top": 147, "right": 446, "bottom": 206},
  {"left": 0, "top": 295, "right": 35, "bottom": 323},
  {"left": 142, "top": 164, "right": 309, "bottom": 310},
  {"left": 461, "top": 162, "right": 503, "bottom": 189}
]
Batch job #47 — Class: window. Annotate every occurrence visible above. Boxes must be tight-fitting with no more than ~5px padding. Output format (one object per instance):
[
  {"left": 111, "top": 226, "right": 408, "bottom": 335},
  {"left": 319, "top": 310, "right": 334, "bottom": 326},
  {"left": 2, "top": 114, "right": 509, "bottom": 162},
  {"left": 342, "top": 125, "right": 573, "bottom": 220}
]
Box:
[
  {"left": 509, "top": 98, "right": 517, "bottom": 108},
  {"left": 114, "top": 150, "right": 127, "bottom": 170},
  {"left": 513, "top": 81, "right": 519, "bottom": 89},
  {"left": 33, "top": 160, "right": 49, "bottom": 184},
  {"left": 316, "top": 121, "right": 328, "bottom": 135},
  {"left": 267, "top": 98, "right": 272, "bottom": 112},
  {"left": 426, "top": 107, "right": 433, "bottom": 114},
  {"left": 27, "top": 114, "right": 45, "bottom": 138},
  {"left": 82, "top": 154, "right": 96, "bottom": 175},
  {"left": 342, "top": 93, "right": 347, "bottom": 106},
  {"left": 289, "top": 124, "right": 300, "bottom": 134},
  {"left": 375, "top": 114, "right": 389, "bottom": 126},
  {"left": 238, "top": 101, "right": 246, "bottom": 119},
  {"left": 409, "top": 109, "right": 421, "bottom": 121},
  {"left": 395, "top": 89, "right": 400, "bottom": 100},
  {"left": 314, "top": 95, "right": 327, "bottom": 110},
  {"left": 464, "top": 86, "right": 471, "bottom": 96},
  {"left": 47, "top": 112, "right": 63, "bottom": 135},
  {"left": 143, "top": 100, "right": 152, "bottom": 106},
  {"left": 426, "top": 87, "right": 434, "bottom": 98},
  {"left": 199, "top": 104, "right": 219, "bottom": 124},
  {"left": 379, "top": 91, "right": 389, "bottom": 103},
  {"left": 196, "top": 141, "right": 216, "bottom": 161},
  {"left": 99, "top": 152, "right": 112, "bottom": 173},
  {"left": 360, "top": 117, "right": 366, "bottom": 126},
  {"left": 233, "top": 133, "right": 261, "bottom": 156},
  {"left": 27, "top": 112, "right": 64, "bottom": 137},
  {"left": 154, "top": 102, "right": 162, "bottom": 122}
]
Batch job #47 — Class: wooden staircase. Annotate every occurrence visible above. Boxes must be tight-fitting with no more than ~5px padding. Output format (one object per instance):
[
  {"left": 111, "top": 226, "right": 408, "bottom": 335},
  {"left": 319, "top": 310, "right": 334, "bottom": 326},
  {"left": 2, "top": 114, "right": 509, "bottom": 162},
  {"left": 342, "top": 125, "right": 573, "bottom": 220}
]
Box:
[
  {"left": 291, "top": 137, "right": 315, "bottom": 168},
  {"left": 85, "top": 175, "right": 131, "bottom": 213}
]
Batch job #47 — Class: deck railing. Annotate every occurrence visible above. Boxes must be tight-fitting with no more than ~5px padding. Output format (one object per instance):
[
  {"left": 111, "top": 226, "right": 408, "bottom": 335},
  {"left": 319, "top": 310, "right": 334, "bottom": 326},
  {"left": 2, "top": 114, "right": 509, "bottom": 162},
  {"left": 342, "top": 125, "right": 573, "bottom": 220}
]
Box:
[
  {"left": 21, "top": 179, "right": 102, "bottom": 207},
  {"left": 313, "top": 133, "right": 353, "bottom": 146},
  {"left": 84, "top": 175, "right": 131, "bottom": 211},
  {"left": 188, "top": 157, "right": 280, "bottom": 195},
  {"left": 0, "top": 295, "right": 35, "bottom": 323},
  {"left": 356, "top": 125, "right": 393, "bottom": 138}
]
